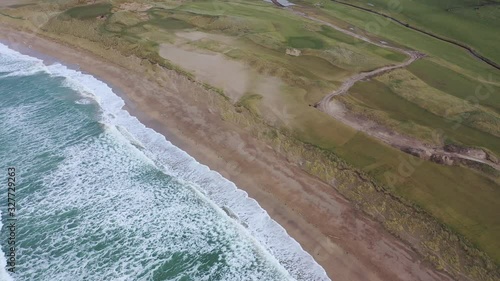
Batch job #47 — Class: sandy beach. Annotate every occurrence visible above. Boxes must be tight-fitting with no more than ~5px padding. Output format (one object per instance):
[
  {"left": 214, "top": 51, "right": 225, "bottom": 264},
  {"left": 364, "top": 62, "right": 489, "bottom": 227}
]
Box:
[{"left": 0, "top": 26, "right": 455, "bottom": 281}]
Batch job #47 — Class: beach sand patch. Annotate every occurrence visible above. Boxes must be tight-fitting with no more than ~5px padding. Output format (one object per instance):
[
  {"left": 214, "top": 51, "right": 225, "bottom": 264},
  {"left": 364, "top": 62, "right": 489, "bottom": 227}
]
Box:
[
  {"left": 0, "top": 0, "right": 33, "bottom": 7},
  {"left": 159, "top": 43, "right": 283, "bottom": 105},
  {"left": 118, "top": 2, "right": 152, "bottom": 12},
  {"left": 175, "top": 31, "right": 235, "bottom": 44}
]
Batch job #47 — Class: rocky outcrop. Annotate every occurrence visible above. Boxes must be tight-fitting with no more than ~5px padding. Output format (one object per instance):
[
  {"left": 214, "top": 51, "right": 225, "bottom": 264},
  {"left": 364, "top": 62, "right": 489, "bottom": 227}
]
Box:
[
  {"left": 444, "top": 144, "right": 498, "bottom": 164},
  {"left": 400, "top": 146, "right": 431, "bottom": 160},
  {"left": 286, "top": 48, "right": 301, "bottom": 56},
  {"left": 444, "top": 144, "right": 485, "bottom": 159},
  {"left": 430, "top": 154, "right": 454, "bottom": 166}
]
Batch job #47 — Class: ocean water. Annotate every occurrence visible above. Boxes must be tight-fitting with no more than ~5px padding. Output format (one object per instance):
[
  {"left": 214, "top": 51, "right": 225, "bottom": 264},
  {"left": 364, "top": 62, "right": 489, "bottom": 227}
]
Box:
[{"left": 0, "top": 43, "right": 330, "bottom": 281}]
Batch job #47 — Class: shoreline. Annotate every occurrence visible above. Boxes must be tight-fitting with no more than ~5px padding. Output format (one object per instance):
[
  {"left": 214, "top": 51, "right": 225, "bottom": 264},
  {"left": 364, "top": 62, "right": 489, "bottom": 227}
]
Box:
[{"left": 0, "top": 26, "right": 454, "bottom": 281}]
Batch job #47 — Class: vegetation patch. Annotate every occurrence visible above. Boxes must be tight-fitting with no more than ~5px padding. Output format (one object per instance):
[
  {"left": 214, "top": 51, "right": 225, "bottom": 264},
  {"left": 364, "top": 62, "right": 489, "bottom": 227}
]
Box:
[
  {"left": 287, "top": 35, "right": 325, "bottom": 49},
  {"left": 377, "top": 69, "right": 500, "bottom": 137},
  {"left": 236, "top": 93, "right": 263, "bottom": 115},
  {"left": 345, "top": 79, "right": 500, "bottom": 155},
  {"left": 108, "top": 11, "right": 142, "bottom": 27},
  {"left": 202, "top": 83, "right": 228, "bottom": 100},
  {"left": 148, "top": 17, "right": 194, "bottom": 30},
  {"left": 61, "top": 3, "right": 112, "bottom": 20}
]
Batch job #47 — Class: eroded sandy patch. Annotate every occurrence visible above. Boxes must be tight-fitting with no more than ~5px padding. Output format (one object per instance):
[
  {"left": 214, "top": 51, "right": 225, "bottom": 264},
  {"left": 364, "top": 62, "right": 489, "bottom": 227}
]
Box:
[
  {"left": 0, "top": 0, "right": 32, "bottom": 7},
  {"left": 159, "top": 43, "right": 283, "bottom": 104},
  {"left": 119, "top": 2, "right": 152, "bottom": 12},
  {"left": 175, "top": 31, "right": 234, "bottom": 44}
]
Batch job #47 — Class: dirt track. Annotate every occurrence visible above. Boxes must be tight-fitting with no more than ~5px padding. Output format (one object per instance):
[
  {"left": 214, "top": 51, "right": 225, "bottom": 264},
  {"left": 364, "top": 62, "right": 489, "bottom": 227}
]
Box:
[
  {"left": 281, "top": 7, "right": 500, "bottom": 171},
  {"left": 287, "top": 9, "right": 425, "bottom": 110},
  {"left": 314, "top": 51, "right": 424, "bottom": 112},
  {"left": 330, "top": 0, "right": 500, "bottom": 71}
]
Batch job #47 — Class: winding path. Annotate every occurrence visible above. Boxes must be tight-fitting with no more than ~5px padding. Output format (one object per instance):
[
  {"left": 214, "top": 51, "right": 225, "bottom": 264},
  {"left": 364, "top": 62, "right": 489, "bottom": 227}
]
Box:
[
  {"left": 272, "top": 3, "right": 500, "bottom": 171},
  {"left": 286, "top": 10, "right": 425, "bottom": 111},
  {"left": 330, "top": 0, "right": 500, "bottom": 71},
  {"left": 314, "top": 51, "right": 423, "bottom": 112}
]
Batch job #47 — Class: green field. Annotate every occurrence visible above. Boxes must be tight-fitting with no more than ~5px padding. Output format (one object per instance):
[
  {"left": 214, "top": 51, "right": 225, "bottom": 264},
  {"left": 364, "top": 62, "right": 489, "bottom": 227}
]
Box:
[
  {"left": 62, "top": 3, "right": 111, "bottom": 19},
  {"left": 308, "top": 0, "right": 500, "bottom": 64},
  {"left": 408, "top": 60, "right": 500, "bottom": 113},
  {"left": 341, "top": 76, "right": 500, "bottom": 153}
]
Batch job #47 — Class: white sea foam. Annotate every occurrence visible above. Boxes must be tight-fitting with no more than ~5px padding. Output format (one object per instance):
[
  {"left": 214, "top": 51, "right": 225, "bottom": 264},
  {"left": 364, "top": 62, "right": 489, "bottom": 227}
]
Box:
[
  {"left": 0, "top": 43, "right": 331, "bottom": 281},
  {"left": 0, "top": 43, "right": 47, "bottom": 78},
  {"left": 74, "top": 98, "right": 92, "bottom": 105}
]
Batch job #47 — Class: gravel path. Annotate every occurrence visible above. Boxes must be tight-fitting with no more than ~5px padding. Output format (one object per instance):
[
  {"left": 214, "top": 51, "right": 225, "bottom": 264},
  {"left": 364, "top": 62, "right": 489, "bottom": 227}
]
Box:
[{"left": 282, "top": 6, "right": 500, "bottom": 171}]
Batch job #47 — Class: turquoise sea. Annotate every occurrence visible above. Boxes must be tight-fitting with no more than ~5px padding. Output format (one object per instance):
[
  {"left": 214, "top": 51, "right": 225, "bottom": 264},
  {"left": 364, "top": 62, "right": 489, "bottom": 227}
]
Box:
[{"left": 0, "top": 43, "right": 329, "bottom": 281}]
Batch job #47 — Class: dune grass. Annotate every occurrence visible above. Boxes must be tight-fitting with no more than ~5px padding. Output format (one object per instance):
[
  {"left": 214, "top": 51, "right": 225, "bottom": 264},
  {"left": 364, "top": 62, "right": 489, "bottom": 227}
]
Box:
[
  {"left": 236, "top": 93, "right": 263, "bottom": 114},
  {"left": 62, "top": 3, "right": 111, "bottom": 20},
  {"left": 340, "top": 79, "right": 500, "bottom": 154},
  {"left": 408, "top": 60, "right": 500, "bottom": 113},
  {"left": 334, "top": 131, "right": 500, "bottom": 257}
]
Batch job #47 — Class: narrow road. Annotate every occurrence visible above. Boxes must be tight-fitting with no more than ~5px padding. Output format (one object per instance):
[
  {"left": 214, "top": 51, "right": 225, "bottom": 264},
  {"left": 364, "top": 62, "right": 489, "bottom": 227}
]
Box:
[
  {"left": 271, "top": 3, "right": 500, "bottom": 171},
  {"left": 288, "top": 10, "right": 425, "bottom": 111},
  {"left": 330, "top": 0, "right": 500, "bottom": 71},
  {"left": 314, "top": 50, "right": 423, "bottom": 112}
]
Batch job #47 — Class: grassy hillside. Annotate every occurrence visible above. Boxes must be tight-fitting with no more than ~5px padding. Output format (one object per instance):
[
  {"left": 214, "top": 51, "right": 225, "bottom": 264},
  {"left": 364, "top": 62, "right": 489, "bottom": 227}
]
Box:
[{"left": 317, "top": 0, "right": 500, "bottom": 64}]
